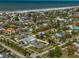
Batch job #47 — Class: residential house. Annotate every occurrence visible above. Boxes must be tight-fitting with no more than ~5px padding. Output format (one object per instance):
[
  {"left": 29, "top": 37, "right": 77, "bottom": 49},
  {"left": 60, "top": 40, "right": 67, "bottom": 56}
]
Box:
[{"left": 19, "top": 35, "right": 36, "bottom": 45}]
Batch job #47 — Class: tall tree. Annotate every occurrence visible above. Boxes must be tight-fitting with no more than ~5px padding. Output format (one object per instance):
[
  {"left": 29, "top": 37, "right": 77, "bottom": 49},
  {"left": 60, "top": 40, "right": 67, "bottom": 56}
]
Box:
[{"left": 48, "top": 46, "right": 62, "bottom": 58}]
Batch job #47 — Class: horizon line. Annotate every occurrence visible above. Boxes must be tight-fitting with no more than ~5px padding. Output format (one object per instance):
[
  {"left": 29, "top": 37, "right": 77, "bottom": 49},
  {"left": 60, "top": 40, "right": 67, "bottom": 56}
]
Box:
[{"left": 0, "top": 6, "right": 78, "bottom": 13}]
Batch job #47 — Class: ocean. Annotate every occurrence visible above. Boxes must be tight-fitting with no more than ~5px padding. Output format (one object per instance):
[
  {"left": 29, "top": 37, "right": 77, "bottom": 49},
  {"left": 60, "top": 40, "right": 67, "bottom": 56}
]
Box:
[{"left": 0, "top": 1, "right": 79, "bottom": 11}]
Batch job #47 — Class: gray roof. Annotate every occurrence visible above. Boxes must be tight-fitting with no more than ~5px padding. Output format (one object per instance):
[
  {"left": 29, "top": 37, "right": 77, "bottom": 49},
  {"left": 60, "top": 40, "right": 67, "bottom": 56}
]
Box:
[{"left": 20, "top": 35, "right": 36, "bottom": 44}]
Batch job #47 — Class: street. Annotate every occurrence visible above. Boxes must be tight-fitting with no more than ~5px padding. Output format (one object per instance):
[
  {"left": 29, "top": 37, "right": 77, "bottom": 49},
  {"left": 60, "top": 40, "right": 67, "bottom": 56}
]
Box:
[{"left": 0, "top": 42, "right": 26, "bottom": 58}]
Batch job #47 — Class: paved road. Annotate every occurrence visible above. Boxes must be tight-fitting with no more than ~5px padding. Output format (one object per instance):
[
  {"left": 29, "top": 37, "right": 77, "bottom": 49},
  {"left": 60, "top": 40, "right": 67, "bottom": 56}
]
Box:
[
  {"left": 24, "top": 44, "right": 33, "bottom": 49},
  {"left": 27, "top": 48, "right": 38, "bottom": 53},
  {"left": 37, "top": 39, "right": 49, "bottom": 45},
  {"left": 32, "top": 40, "right": 69, "bottom": 57},
  {"left": 39, "top": 46, "right": 55, "bottom": 56},
  {"left": 38, "top": 36, "right": 79, "bottom": 57},
  {"left": 0, "top": 42, "right": 26, "bottom": 58},
  {"left": 0, "top": 35, "right": 18, "bottom": 44},
  {"left": 75, "top": 52, "right": 79, "bottom": 55}
]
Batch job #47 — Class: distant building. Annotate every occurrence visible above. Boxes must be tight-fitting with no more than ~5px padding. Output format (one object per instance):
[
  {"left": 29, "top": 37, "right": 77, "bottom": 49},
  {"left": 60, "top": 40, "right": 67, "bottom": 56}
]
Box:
[
  {"left": 68, "top": 25, "right": 73, "bottom": 29},
  {"left": 55, "top": 33, "right": 64, "bottom": 37},
  {"left": 43, "top": 23, "right": 48, "bottom": 27},
  {"left": 73, "top": 41, "right": 79, "bottom": 54},
  {"left": 73, "top": 12, "right": 79, "bottom": 17},
  {"left": 4, "top": 28, "right": 15, "bottom": 33},
  {"left": 0, "top": 21, "right": 4, "bottom": 30},
  {"left": 56, "top": 17, "right": 65, "bottom": 21},
  {"left": 73, "top": 21, "right": 79, "bottom": 26},
  {"left": 32, "top": 42, "right": 46, "bottom": 49},
  {"left": 73, "top": 41, "right": 79, "bottom": 48},
  {"left": 29, "top": 28, "right": 33, "bottom": 32},
  {"left": 73, "top": 26, "right": 79, "bottom": 30},
  {"left": 0, "top": 16, "right": 7, "bottom": 20},
  {"left": 38, "top": 32, "right": 45, "bottom": 35}
]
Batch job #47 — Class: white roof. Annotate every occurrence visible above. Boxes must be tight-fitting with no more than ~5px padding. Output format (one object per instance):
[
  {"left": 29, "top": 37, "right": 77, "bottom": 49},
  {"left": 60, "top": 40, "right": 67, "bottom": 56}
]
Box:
[
  {"left": 43, "top": 23, "right": 48, "bottom": 26},
  {"left": 66, "top": 30, "right": 72, "bottom": 33},
  {"left": 73, "top": 43, "right": 79, "bottom": 47},
  {"left": 68, "top": 25, "right": 73, "bottom": 29},
  {"left": 56, "top": 17, "right": 64, "bottom": 21},
  {"left": 55, "top": 33, "right": 64, "bottom": 37},
  {"left": 38, "top": 32, "right": 45, "bottom": 35},
  {"left": 21, "top": 36, "right": 36, "bottom": 43},
  {"left": 29, "top": 28, "right": 33, "bottom": 32},
  {"left": 0, "top": 54, "right": 3, "bottom": 58}
]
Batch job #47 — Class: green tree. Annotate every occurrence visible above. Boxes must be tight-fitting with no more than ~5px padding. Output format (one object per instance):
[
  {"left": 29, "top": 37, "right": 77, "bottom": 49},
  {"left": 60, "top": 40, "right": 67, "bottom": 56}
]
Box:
[
  {"left": 54, "top": 46, "right": 62, "bottom": 57},
  {"left": 48, "top": 46, "right": 62, "bottom": 58},
  {"left": 4, "top": 23, "right": 11, "bottom": 29},
  {"left": 14, "top": 16, "right": 19, "bottom": 21}
]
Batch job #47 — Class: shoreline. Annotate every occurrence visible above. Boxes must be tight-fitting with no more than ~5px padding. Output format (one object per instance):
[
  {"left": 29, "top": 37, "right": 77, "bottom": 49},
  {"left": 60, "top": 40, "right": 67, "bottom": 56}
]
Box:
[{"left": 1, "top": 6, "right": 79, "bottom": 13}]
